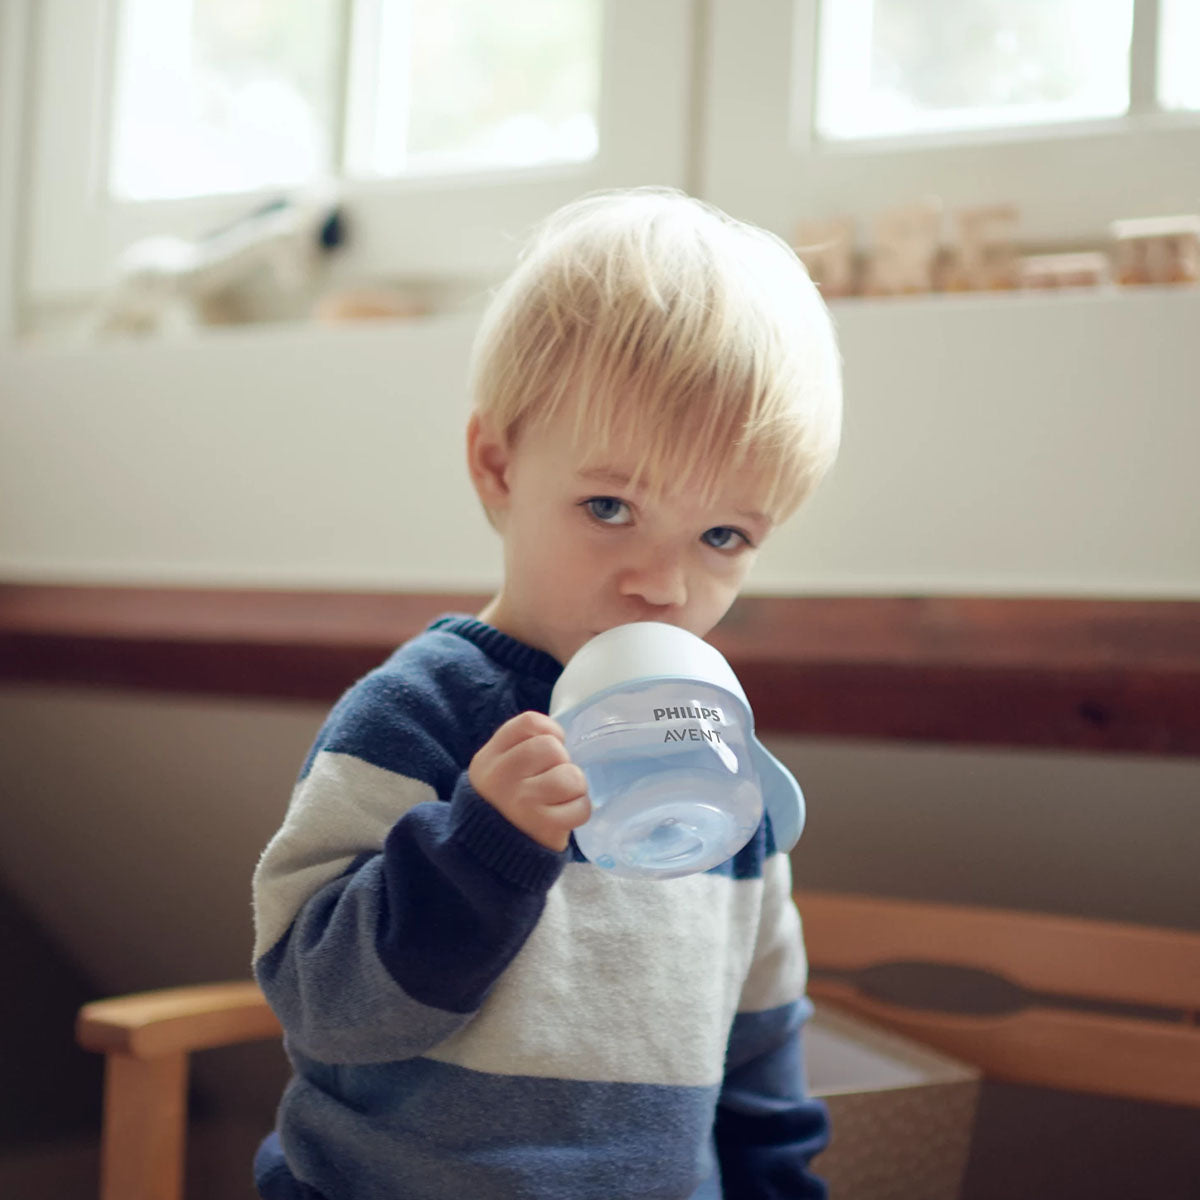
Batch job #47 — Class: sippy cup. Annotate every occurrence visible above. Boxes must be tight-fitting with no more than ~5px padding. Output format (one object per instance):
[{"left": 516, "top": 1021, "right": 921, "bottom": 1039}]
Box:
[{"left": 549, "top": 622, "right": 805, "bottom": 879}]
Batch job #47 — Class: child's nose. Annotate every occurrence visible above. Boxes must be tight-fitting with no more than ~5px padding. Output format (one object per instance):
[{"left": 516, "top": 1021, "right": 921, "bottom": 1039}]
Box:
[{"left": 617, "top": 551, "right": 688, "bottom": 610}]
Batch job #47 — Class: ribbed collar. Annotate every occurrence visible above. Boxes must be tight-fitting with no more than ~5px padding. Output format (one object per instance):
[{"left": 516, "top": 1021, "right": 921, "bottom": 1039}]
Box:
[{"left": 428, "top": 614, "right": 564, "bottom": 686}]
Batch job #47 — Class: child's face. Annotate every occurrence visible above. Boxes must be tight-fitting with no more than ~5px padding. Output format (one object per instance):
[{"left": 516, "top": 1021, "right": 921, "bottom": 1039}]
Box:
[{"left": 469, "top": 413, "right": 773, "bottom": 664}]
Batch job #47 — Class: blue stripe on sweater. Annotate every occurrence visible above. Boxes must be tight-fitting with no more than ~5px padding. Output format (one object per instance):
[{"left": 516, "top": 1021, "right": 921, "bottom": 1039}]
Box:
[
  {"left": 257, "top": 854, "right": 471, "bottom": 1063},
  {"left": 726, "top": 998, "right": 814, "bottom": 1076},
  {"left": 717, "top": 1001, "right": 829, "bottom": 1199},
  {"left": 276, "top": 1055, "right": 724, "bottom": 1200},
  {"left": 298, "top": 624, "right": 558, "bottom": 786},
  {"left": 258, "top": 783, "right": 568, "bottom": 1055}
]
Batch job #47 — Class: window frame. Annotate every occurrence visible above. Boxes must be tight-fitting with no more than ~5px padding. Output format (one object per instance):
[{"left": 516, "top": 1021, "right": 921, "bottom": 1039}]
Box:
[
  {"left": 701, "top": 0, "right": 1200, "bottom": 249},
  {"left": 20, "top": 0, "right": 696, "bottom": 301}
]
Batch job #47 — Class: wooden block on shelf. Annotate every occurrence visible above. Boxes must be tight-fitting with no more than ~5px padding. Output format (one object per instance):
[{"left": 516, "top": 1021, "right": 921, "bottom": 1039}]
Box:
[
  {"left": 794, "top": 216, "right": 858, "bottom": 299},
  {"left": 1110, "top": 215, "right": 1200, "bottom": 286},
  {"left": 945, "top": 204, "right": 1020, "bottom": 291},
  {"left": 862, "top": 199, "right": 943, "bottom": 296},
  {"left": 1017, "top": 251, "right": 1111, "bottom": 291}
]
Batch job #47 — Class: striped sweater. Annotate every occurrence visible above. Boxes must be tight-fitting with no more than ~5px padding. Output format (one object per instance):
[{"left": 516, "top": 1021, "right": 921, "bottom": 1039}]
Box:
[{"left": 252, "top": 615, "right": 828, "bottom": 1199}]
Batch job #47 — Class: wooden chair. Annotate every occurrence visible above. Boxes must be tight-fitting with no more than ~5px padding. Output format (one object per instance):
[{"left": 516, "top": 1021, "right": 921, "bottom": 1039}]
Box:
[
  {"left": 796, "top": 891, "right": 1200, "bottom": 1110},
  {"left": 76, "top": 890, "right": 1200, "bottom": 1200},
  {"left": 77, "top": 982, "right": 281, "bottom": 1200}
]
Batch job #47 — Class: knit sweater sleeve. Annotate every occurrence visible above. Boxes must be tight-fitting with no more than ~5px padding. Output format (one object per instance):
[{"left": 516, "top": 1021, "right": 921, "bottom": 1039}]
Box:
[
  {"left": 251, "top": 639, "right": 567, "bottom": 1065},
  {"left": 713, "top": 849, "right": 830, "bottom": 1198}
]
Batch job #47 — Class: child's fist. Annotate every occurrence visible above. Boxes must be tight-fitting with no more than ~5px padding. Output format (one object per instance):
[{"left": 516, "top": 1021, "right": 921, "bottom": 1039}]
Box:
[{"left": 468, "top": 712, "right": 590, "bottom": 852}]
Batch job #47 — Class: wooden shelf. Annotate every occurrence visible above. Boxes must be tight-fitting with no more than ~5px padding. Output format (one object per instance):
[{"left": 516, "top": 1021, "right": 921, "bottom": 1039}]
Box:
[{"left": 2, "top": 584, "right": 1198, "bottom": 756}]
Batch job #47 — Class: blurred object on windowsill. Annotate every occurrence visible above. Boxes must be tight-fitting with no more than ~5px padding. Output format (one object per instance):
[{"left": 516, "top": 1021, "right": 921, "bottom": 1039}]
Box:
[
  {"left": 313, "top": 286, "right": 429, "bottom": 324},
  {"left": 794, "top": 216, "right": 859, "bottom": 299},
  {"left": 796, "top": 202, "right": 1200, "bottom": 303},
  {"left": 81, "top": 187, "right": 347, "bottom": 340},
  {"left": 861, "top": 198, "right": 943, "bottom": 297},
  {"left": 1018, "top": 252, "right": 1111, "bottom": 291},
  {"left": 1111, "top": 215, "right": 1200, "bottom": 287},
  {"left": 942, "top": 205, "right": 1019, "bottom": 292}
]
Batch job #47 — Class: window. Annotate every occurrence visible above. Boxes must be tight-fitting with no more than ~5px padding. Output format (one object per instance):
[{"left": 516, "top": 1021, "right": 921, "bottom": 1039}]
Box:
[
  {"left": 344, "top": 0, "right": 601, "bottom": 179},
  {"left": 1159, "top": 0, "right": 1200, "bottom": 113},
  {"left": 815, "top": 0, "right": 1137, "bottom": 141},
  {"left": 815, "top": 0, "right": 1200, "bottom": 143},
  {"left": 109, "top": 0, "right": 347, "bottom": 202},
  {"left": 22, "top": 0, "right": 691, "bottom": 301},
  {"left": 702, "top": 0, "right": 1200, "bottom": 251},
  {"left": 108, "top": 0, "right": 603, "bottom": 202}
]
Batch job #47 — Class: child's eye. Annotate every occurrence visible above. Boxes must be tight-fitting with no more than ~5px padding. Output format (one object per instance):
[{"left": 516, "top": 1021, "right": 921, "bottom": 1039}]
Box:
[
  {"left": 583, "top": 496, "right": 632, "bottom": 525},
  {"left": 701, "top": 526, "right": 750, "bottom": 551}
]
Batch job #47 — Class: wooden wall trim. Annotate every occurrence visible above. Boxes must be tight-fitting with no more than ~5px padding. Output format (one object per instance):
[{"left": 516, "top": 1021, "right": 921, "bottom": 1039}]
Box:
[{"left": 2, "top": 585, "right": 1198, "bottom": 755}]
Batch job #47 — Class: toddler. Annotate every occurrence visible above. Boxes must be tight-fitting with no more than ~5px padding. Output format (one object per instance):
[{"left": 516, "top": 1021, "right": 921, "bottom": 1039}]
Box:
[{"left": 252, "top": 187, "right": 843, "bottom": 1199}]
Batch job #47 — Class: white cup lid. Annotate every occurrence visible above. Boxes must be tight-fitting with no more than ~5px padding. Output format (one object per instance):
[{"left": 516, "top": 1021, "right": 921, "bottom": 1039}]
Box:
[{"left": 550, "top": 622, "right": 805, "bottom": 852}]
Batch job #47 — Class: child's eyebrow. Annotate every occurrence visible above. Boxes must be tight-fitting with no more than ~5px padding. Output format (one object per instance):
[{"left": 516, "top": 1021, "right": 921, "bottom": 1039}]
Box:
[
  {"left": 736, "top": 509, "right": 771, "bottom": 526},
  {"left": 578, "top": 468, "right": 634, "bottom": 489}
]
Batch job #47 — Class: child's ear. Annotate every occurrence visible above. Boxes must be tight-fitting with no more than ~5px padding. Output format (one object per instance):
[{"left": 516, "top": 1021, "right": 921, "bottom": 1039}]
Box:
[{"left": 466, "top": 411, "right": 513, "bottom": 517}]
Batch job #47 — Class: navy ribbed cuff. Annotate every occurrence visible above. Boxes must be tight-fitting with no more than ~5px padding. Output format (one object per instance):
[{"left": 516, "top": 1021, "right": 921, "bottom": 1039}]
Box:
[{"left": 448, "top": 777, "right": 568, "bottom": 894}]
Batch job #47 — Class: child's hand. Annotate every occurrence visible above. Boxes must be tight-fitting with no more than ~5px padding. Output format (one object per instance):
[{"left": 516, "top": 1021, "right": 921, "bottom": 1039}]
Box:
[{"left": 468, "top": 712, "right": 590, "bottom": 852}]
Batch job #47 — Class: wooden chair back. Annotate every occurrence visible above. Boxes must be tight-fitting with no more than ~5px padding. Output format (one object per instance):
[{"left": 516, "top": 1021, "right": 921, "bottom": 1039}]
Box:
[{"left": 796, "top": 889, "right": 1200, "bottom": 1109}]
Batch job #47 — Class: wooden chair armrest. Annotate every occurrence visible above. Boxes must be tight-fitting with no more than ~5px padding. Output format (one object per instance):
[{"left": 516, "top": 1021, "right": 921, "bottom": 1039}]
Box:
[{"left": 77, "top": 980, "right": 280, "bottom": 1060}]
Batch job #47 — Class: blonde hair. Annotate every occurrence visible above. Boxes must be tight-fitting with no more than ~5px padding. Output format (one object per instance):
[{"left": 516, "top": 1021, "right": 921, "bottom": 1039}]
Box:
[{"left": 469, "top": 187, "right": 842, "bottom": 520}]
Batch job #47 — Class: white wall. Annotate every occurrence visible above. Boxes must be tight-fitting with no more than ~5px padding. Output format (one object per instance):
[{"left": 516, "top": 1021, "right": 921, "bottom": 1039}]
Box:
[
  {"left": 0, "top": 313, "right": 498, "bottom": 589},
  {"left": 2, "top": 287, "right": 1198, "bottom": 596}
]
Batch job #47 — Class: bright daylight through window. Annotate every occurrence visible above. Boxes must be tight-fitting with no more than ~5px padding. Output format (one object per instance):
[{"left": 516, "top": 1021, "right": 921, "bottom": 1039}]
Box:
[
  {"left": 814, "top": 0, "right": 1197, "bottom": 142},
  {"left": 1159, "top": 0, "right": 1200, "bottom": 111},
  {"left": 109, "top": 0, "right": 601, "bottom": 202}
]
